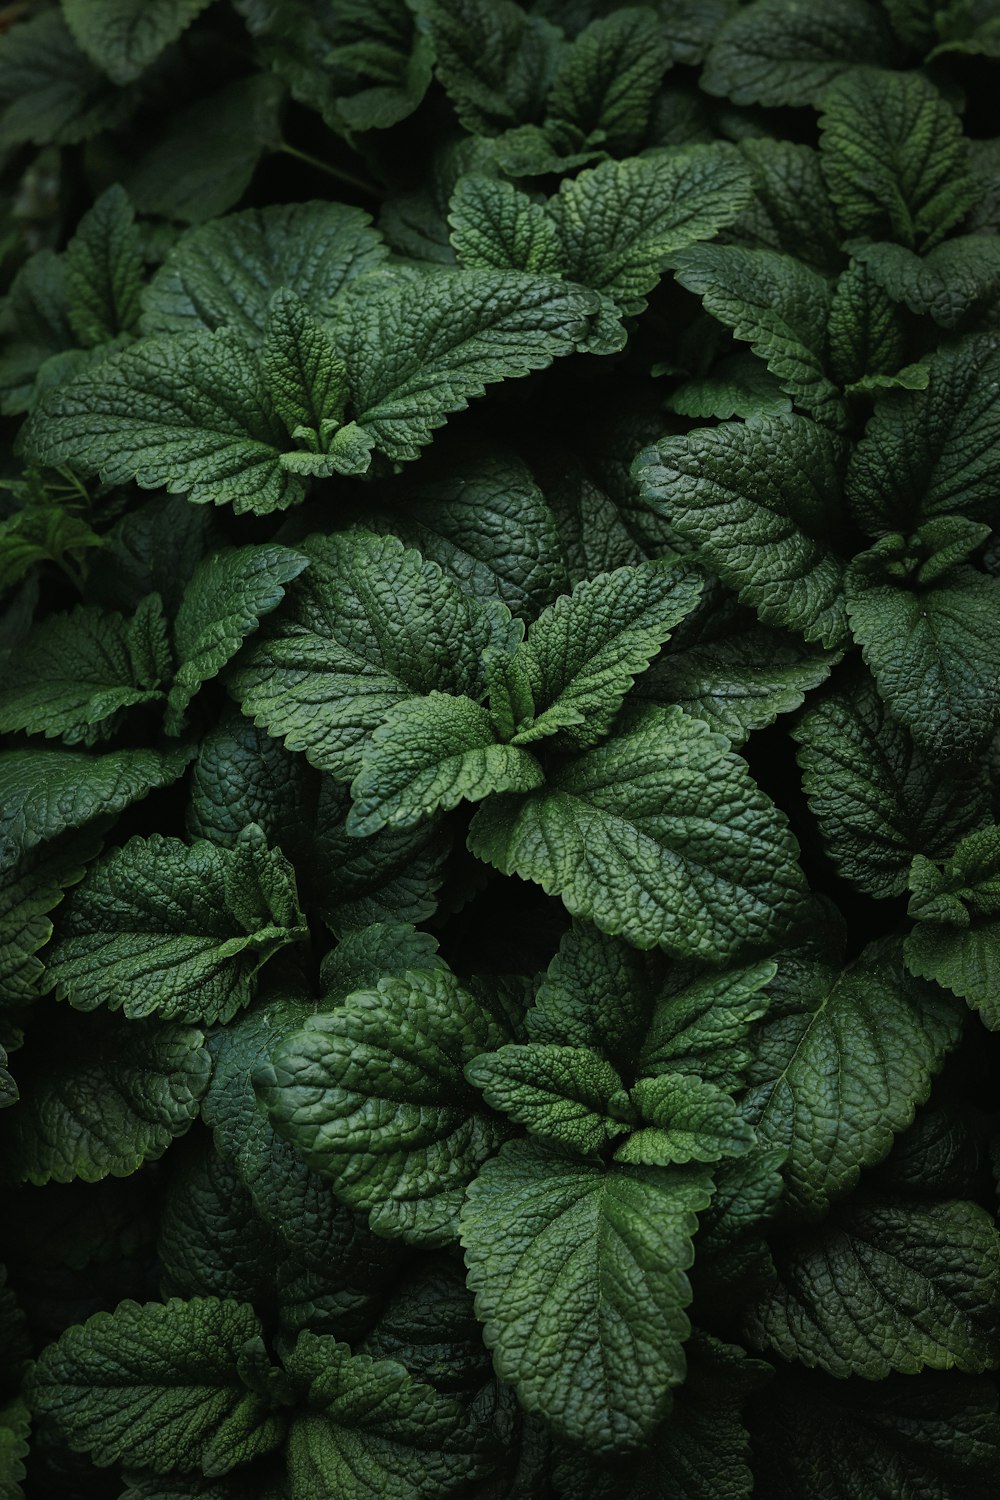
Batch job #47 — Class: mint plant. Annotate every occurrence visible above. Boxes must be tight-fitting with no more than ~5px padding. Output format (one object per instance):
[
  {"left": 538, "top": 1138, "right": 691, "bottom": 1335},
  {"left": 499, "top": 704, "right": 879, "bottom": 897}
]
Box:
[{"left": 1, "top": 2, "right": 1000, "bottom": 1496}]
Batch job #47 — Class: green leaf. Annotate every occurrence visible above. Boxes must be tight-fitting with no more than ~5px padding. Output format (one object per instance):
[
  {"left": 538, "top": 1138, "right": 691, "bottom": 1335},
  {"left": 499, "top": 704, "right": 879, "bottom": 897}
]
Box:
[
  {"left": 28, "top": 1297, "right": 286, "bottom": 1475},
  {"left": 0, "top": 251, "right": 73, "bottom": 415},
  {"left": 0, "top": 1399, "right": 29, "bottom": 1498},
  {"left": 412, "top": 0, "right": 562, "bottom": 135},
  {"left": 745, "top": 938, "right": 962, "bottom": 1220},
  {"left": 449, "top": 176, "right": 566, "bottom": 275},
  {"left": 20, "top": 329, "right": 307, "bottom": 517},
  {"left": 745, "top": 1198, "right": 1000, "bottom": 1377},
  {"left": 46, "top": 827, "right": 307, "bottom": 1025},
  {"left": 187, "top": 707, "right": 314, "bottom": 866},
  {"left": 794, "top": 673, "right": 991, "bottom": 898},
  {"left": 665, "top": 352, "right": 793, "bottom": 423},
  {"left": 702, "top": 0, "right": 892, "bottom": 108},
  {"left": 460, "top": 1137, "right": 713, "bottom": 1452},
  {"left": 545, "top": 7, "right": 670, "bottom": 154},
  {"left": 635, "top": 960, "right": 775, "bottom": 1093},
  {"left": 262, "top": 291, "right": 349, "bottom": 454},
  {"left": 819, "top": 67, "right": 975, "bottom": 250},
  {"left": 256, "top": 966, "right": 513, "bottom": 1244},
  {"left": 846, "top": 335, "right": 1000, "bottom": 534},
  {"left": 905, "top": 825, "right": 1000, "bottom": 1029},
  {"left": 348, "top": 693, "right": 544, "bottom": 836},
  {"left": 620, "top": 1074, "right": 754, "bottom": 1166},
  {"left": 284, "top": 1333, "right": 484, "bottom": 1499},
  {"left": 338, "top": 269, "right": 597, "bottom": 463},
  {"left": 62, "top": 0, "right": 214, "bottom": 85},
  {"left": 0, "top": 828, "right": 100, "bottom": 1006},
  {"left": 167, "top": 542, "right": 308, "bottom": 729},
  {"left": 87, "top": 493, "right": 215, "bottom": 615},
  {"left": 143, "top": 201, "right": 387, "bottom": 342},
  {"left": 853, "top": 236, "right": 1000, "bottom": 332},
  {"left": 728, "top": 139, "right": 842, "bottom": 274},
  {"left": 6, "top": 1012, "right": 209, "bottom": 1184},
  {"left": 846, "top": 545, "right": 1000, "bottom": 759},
  {"left": 232, "top": 530, "right": 516, "bottom": 778},
  {"left": 671, "top": 245, "right": 842, "bottom": 426},
  {"left": 0, "top": 603, "right": 165, "bottom": 745},
  {"left": 123, "top": 74, "right": 285, "bottom": 224},
  {"left": 753, "top": 1368, "right": 1000, "bottom": 1500},
  {"left": 0, "top": 743, "right": 191, "bottom": 875},
  {"left": 826, "top": 256, "right": 907, "bottom": 389},
  {"left": 504, "top": 559, "right": 702, "bottom": 748},
  {"left": 63, "top": 184, "right": 144, "bottom": 348},
  {"left": 313, "top": 779, "right": 450, "bottom": 933},
  {"left": 466, "top": 1043, "right": 634, "bottom": 1154},
  {"left": 469, "top": 705, "right": 807, "bottom": 960},
  {"left": 635, "top": 415, "right": 849, "bottom": 649},
  {"left": 550, "top": 147, "right": 753, "bottom": 316},
  {"left": 635, "top": 602, "right": 838, "bottom": 745},
  {"left": 0, "top": 9, "right": 134, "bottom": 148},
  {"left": 364, "top": 447, "right": 566, "bottom": 620},
  {"left": 157, "top": 1137, "right": 277, "bottom": 1303}
]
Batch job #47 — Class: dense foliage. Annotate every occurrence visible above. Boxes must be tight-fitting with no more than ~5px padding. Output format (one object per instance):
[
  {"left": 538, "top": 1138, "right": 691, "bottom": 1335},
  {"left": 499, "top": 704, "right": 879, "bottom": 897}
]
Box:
[{"left": 1, "top": 0, "right": 1000, "bottom": 1495}]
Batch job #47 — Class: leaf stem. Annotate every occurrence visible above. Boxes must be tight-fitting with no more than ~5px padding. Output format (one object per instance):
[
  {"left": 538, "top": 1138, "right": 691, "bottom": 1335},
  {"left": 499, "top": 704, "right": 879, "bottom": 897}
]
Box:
[{"left": 277, "top": 143, "right": 381, "bottom": 200}]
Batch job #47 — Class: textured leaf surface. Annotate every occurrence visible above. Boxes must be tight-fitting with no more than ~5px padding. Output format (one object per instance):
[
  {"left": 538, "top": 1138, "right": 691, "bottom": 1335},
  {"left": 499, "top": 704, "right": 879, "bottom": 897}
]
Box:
[
  {"left": 28, "top": 1297, "right": 285, "bottom": 1474},
  {"left": 62, "top": 0, "right": 214, "bottom": 84},
  {"left": 461, "top": 1138, "right": 713, "bottom": 1452},
  {"left": 621, "top": 1074, "right": 754, "bottom": 1166},
  {"left": 46, "top": 828, "right": 306, "bottom": 1024},
  {"left": 7, "top": 1015, "right": 209, "bottom": 1185},
  {"left": 0, "top": 827, "right": 101, "bottom": 1005},
  {"left": 449, "top": 175, "right": 565, "bottom": 275},
  {"left": 905, "top": 825, "right": 1000, "bottom": 1029},
  {"left": 819, "top": 67, "right": 974, "bottom": 250},
  {"left": 469, "top": 705, "right": 807, "bottom": 959},
  {"left": 0, "top": 10, "right": 132, "bottom": 148},
  {"left": 349, "top": 693, "right": 543, "bottom": 835},
  {"left": 745, "top": 1198, "right": 1000, "bottom": 1377},
  {"left": 745, "top": 939, "right": 962, "bottom": 1220},
  {"left": 63, "top": 185, "right": 144, "bottom": 348},
  {"left": 794, "top": 674, "right": 990, "bottom": 898},
  {"left": 702, "top": 0, "right": 891, "bottom": 107},
  {"left": 257, "top": 967, "right": 513, "bottom": 1243},
  {"left": 412, "top": 0, "right": 561, "bottom": 136},
  {"left": 546, "top": 6, "right": 669, "bottom": 154},
  {"left": 232, "top": 530, "right": 514, "bottom": 778},
  {"left": 635, "top": 416, "right": 849, "bottom": 648},
  {"left": 506, "top": 559, "right": 702, "bottom": 747},
  {"left": 467, "top": 1043, "right": 634, "bottom": 1154}
]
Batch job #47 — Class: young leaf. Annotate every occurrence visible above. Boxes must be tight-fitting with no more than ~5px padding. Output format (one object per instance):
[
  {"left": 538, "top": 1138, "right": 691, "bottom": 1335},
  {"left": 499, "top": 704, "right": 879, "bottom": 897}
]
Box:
[
  {"left": 744, "top": 938, "right": 962, "bottom": 1220},
  {"left": 504, "top": 559, "right": 702, "bottom": 748},
  {"left": 468, "top": 705, "right": 808, "bottom": 960},
  {"left": 7, "top": 1013, "right": 209, "bottom": 1185},
  {"left": 46, "top": 827, "right": 307, "bottom": 1025},
  {"left": 63, "top": 185, "right": 144, "bottom": 349},
  {"left": 61, "top": 0, "right": 215, "bottom": 86},
  {"left": 261, "top": 291, "right": 350, "bottom": 454},
  {"left": 28, "top": 1297, "right": 286, "bottom": 1475},
  {"left": 549, "top": 147, "right": 753, "bottom": 316},
  {"left": 256, "top": 967, "right": 514, "bottom": 1244},
  {"left": 167, "top": 542, "right": 308, "bottom": 730},
  {"left": 284, "top": 1334, "right": 484, "bottom": 1500},
  {"left": 819, "top": 67, "right": 975, "bottom": 250},
  {"left": 794, "top": 673, "right": 991, "bottom": 898},
  {"left": 466, "top": 1043, "right": 634, "bottom": 1154},
  {"left": 853, "top": 236, "right": 1000, "bottom": 331},
  {"left": 0, "top": 743, "right": 192, "bottom": 874},
  {"left": 846, "top": 547, "right": 1000, "bottom": 760},
  {"left": 0, "top": 604, "right": 165, "bottom": 746},
  {"left": 671, "top": 244, "right": 842, "bottom": 426},
  {"left": 142, "top": 201, "right": 388, "bottom": 342},
  {"left": 348, "top": 693, "right": 544, "bottom": 836},
  {"left": 905, "top": 825, "right": 1000, "bottom": 1029},
  {"left": 20, "top": 330, "right": 307, "bottom": 516},
  {"left": 702, "top": 0, "right": 892, "bottom": 107},
  {"left": 728, "top": 138, "right": 842, "bottom": 273},
  {"left": 744, "top": 1198, "right": 1000, "bottom": 1378},
  {"left": 621, "top": 1074, "right": 754, "bottom": 1166},
  {"left": 232, "top": 530, "right": 515, "bottom": 779},
  {"left": 635, "top": 415, "right": 849, "bottom": 649},
  {"left": 460, "top": 1137, "right": 713, "bottom": 1452}
]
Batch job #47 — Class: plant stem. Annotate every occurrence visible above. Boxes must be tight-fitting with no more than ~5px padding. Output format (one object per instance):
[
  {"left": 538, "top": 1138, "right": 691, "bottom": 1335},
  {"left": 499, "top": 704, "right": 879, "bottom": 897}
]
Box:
[{"left": 277, "top": 143, "right": 380, "bottom": 200}]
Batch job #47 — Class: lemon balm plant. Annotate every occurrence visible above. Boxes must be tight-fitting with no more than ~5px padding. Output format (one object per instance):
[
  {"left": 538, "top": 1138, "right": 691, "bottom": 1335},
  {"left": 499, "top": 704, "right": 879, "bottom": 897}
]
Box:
[{"left": 1, "top": 1, "right": 1000, "bottom": 1496}]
